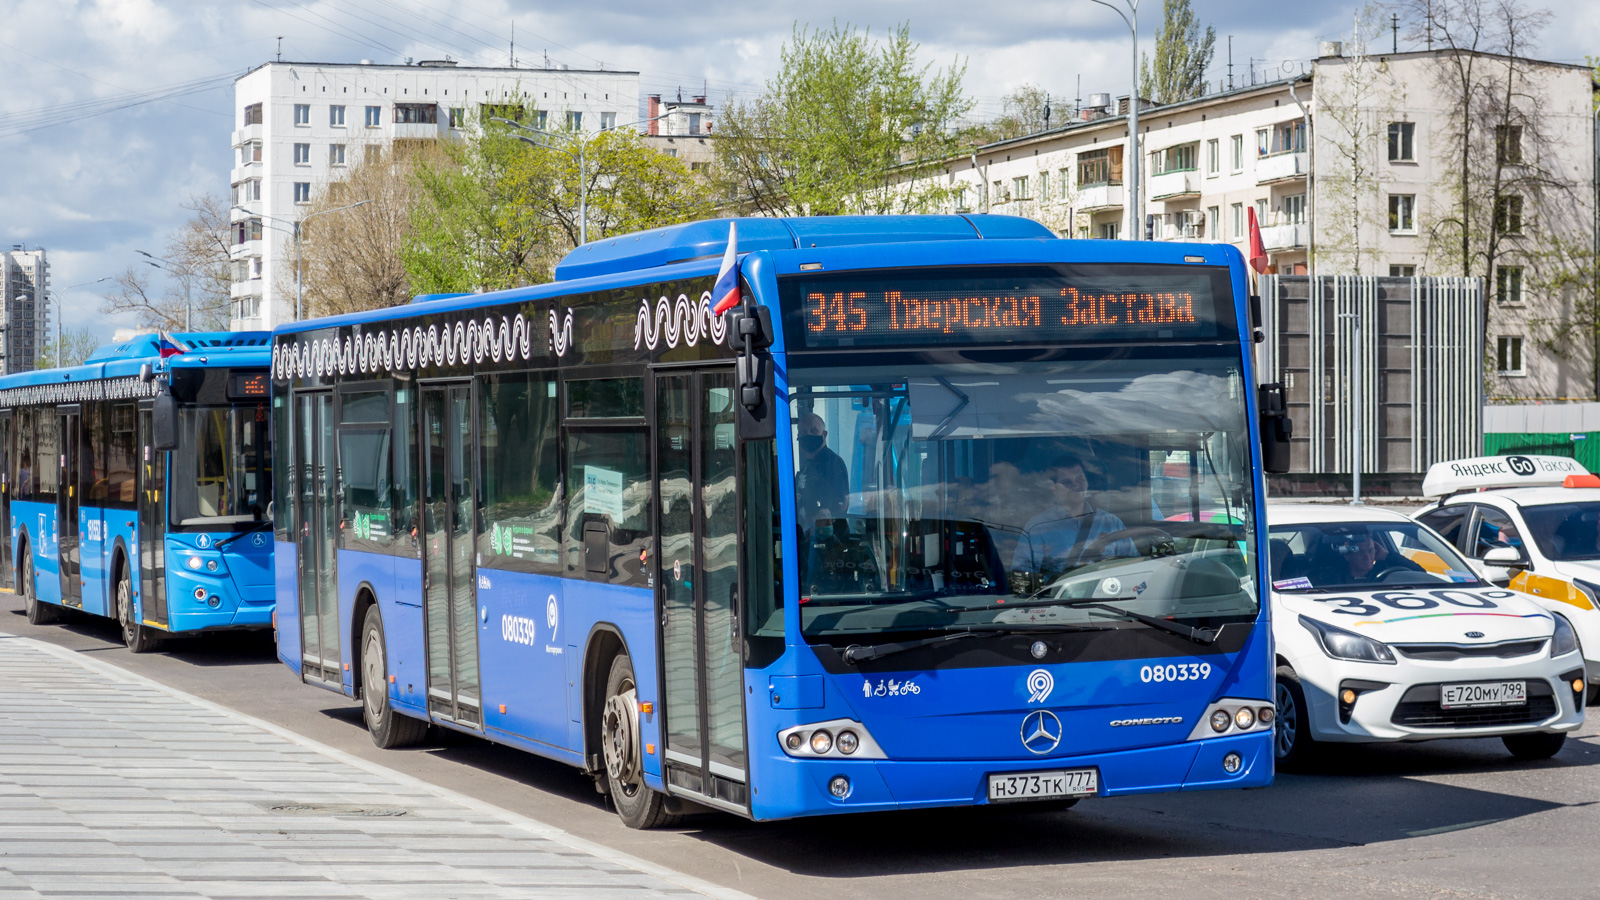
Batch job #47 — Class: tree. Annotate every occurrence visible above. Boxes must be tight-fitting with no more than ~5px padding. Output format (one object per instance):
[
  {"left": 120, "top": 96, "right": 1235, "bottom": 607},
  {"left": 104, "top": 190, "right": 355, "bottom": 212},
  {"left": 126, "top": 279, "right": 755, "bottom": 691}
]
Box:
[
  {"left": 968, "top": 84, "right": 1055, "bottom": 143},
  {"left": 101, "top": 193, "right": 231, "bottom": 331},
  {"left": 36, "top": 326, "right": 101, "bottom": 368},
  {"left": 714, "top": 22, "right": 972, "bottom": 216},
  {"left": 1139, "top": 0, "right": 1216, "bottom": 105},
  {"left": 295, "top": 144, "right": 432, "bottom": 318}
]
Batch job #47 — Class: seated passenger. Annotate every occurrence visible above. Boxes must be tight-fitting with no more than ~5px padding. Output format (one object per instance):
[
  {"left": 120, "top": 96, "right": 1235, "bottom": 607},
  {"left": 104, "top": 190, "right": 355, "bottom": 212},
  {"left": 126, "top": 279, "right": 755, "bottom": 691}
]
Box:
[{"left": 1012, "top": 454, "right": 1138, "bottom": 585}]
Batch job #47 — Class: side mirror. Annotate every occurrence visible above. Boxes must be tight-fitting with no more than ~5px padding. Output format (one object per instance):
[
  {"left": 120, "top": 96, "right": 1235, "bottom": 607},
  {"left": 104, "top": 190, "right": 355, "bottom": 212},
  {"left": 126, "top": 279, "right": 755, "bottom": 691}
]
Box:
[
  {"left": 726, "top": 303, "right": 775, "bottom": 439},
  {"left": 1482, "top": 546, "right": 1528, "bottom": 568},
  {"left": 1257, "top": 382, "right": 1293, "bottom": 474},
  {"left": 152, "top": 391, "right": 178, "bottom": 451},
  {"left": 138, "top": 363, "right": 154, "bottom": 384}
]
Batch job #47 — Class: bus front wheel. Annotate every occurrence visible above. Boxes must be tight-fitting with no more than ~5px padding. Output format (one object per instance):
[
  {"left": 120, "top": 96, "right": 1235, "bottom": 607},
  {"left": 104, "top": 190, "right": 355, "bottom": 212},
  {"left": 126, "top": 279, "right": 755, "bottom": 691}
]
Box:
[
  {"left": 601, "top": 653, "right": 679, "bottom": 830},
  {"left": 117, "top": 568, "right": 161, "bottom": 654},
  {"left": 21, "top": 554, "right": 58, "bottom": 626},
  {"left": 362, "top": 605, "right": 428, "bottom": 749}
]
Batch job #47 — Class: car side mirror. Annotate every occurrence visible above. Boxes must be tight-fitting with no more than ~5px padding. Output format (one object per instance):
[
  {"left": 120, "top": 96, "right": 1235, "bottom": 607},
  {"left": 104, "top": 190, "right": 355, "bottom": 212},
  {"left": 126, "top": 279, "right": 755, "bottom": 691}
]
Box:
[{"left": 1482, "top": 546, "right": 1528, "bottom": 568}]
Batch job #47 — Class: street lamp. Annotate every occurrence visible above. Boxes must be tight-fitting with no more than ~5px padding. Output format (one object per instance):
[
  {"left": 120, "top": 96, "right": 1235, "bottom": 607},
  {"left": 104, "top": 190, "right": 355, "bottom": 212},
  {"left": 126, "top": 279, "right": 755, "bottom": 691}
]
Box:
[
  {"left": 233, "top": 199, "right": 371, "bottom": 322},
  {"left": 491, "top": 113, "right": 669, "bottom": 247},
  {"left": 136, "top": 251, "right": 192, "bottom": 331},
  {"left": 1088, "top": 0, "right": 1142, "bottom": 240}
]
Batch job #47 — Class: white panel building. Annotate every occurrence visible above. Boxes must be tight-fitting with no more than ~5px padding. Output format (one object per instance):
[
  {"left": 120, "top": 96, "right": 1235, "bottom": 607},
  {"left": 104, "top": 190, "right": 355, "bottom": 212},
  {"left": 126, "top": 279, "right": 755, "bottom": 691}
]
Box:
[{"left": 228, "top": 60, "right": 640, "bottom": 331}]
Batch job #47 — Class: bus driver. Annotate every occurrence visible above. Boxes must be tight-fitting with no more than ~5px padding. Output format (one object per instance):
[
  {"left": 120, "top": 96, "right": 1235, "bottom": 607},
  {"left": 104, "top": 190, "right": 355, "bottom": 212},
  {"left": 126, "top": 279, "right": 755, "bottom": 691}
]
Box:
[{"left": 1013, "top": 454, "right": 1137, "bottom": 585}]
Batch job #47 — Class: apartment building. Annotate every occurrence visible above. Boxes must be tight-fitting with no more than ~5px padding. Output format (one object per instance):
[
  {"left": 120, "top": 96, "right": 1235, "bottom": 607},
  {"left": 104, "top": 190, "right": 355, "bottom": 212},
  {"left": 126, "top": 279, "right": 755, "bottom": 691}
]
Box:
[
  {"left": 945, "top": 46, "right": 1597, "bottom": 402},
  {"left": 643, "top": 93, "right": 714, "bottom": 171},
  {"left": 229, "top": 60, "right": 640, "bottom": 331},
  {"left": 0, "top": 247, "right": 49, "bottom": 374}
]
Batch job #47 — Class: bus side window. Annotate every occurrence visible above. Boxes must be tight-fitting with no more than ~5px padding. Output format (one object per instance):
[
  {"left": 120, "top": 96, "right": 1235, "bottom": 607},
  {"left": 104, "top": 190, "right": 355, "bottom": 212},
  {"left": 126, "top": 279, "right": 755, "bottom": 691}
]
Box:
[
  {"left": 565, "top": 430, "right": 650, "bottom": 587},
  {"left": 392, "top": 386, "right": 420, "bottom": 557}
]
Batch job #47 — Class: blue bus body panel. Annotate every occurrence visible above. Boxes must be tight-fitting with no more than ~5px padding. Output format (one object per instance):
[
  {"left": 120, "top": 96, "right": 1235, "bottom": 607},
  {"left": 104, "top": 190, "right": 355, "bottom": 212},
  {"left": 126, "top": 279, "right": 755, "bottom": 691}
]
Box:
[
  {"left": 14, "top": 500, "right": 59, "bottom": 604},
  {"left": 274, "top": 539, "right": 301, "bottom": 672},
  {"left": 384, "top": 556, "right": 426, "bottom": 713}
]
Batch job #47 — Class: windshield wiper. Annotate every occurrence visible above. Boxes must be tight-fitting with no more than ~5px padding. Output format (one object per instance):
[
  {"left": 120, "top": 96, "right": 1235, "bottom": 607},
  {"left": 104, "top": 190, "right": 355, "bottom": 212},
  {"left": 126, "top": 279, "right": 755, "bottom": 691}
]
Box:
[
  {"left": 1052, "top": 599, "right": 1219, "bottom": 645},
  {"left": 216, "top": 520, "right": 271, "bottom": 550},
  {"left": 841, "top": 630, "right": 989, "bottom": 664}
]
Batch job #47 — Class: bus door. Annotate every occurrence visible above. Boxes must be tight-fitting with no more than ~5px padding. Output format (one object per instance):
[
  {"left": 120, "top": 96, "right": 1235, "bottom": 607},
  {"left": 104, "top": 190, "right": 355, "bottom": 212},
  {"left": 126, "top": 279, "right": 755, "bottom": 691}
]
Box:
[
  {"left": 136, "top": 406, "right": 169, "bottom": 628},
  {"left": 654, "top": 368, "right": 748, "bottom": 809},
  {"left": 0, "top": 410, "right": 12, "bottom": 586},
  {"left": 420, "top": 382, "right": 481, "bottom": 728},
  {"left": 294, "top": 391, "right": 341, "bottom": 688},
  {"left": 56, "top": 406, "right": 81, "bottom": 608}
]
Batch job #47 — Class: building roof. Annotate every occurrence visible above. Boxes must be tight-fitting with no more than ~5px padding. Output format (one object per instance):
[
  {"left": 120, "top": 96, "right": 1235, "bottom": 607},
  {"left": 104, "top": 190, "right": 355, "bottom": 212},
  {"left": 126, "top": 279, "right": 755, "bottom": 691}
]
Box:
[{"left": 236, "top": 60, "right": 639, "bottom": 83}]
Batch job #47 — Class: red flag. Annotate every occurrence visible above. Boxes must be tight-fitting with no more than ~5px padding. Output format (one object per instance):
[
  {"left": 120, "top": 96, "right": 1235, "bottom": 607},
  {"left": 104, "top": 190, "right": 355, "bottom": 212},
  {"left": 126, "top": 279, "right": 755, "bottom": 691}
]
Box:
[{"left": 1246, "top": 206, "right": 1268, "bottom": 274}]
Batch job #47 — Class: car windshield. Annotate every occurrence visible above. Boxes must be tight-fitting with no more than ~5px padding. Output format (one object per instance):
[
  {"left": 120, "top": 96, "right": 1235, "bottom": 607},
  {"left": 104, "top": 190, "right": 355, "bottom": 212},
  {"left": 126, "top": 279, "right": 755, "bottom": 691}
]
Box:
[
  {"left": 1268, "top": 520, "right": 1485, "bottom": 591},
  {"left": 786, "top": 353, "right": 1259, "bottom": 641},
  {"left": 1520, "top": 501, "right": 1600, "bottom": 561},
  {"left": 169, "top": 405, "right": 271, "bottom": 528}
]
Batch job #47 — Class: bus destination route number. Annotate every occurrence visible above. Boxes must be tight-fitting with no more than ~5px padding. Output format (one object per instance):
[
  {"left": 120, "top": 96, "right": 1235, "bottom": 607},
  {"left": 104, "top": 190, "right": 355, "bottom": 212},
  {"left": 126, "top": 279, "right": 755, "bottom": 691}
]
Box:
[
  {"left": 228, "top": 372, "right": 270, "bottom": 400},
  {"left": 805, "top": 287, "right": 1201, "bottom": 346}
]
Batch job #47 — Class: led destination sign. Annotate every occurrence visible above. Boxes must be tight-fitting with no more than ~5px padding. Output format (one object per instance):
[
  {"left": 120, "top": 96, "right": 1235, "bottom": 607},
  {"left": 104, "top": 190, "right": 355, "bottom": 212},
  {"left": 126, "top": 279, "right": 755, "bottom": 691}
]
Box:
[{"left": 788, "top": 265, "right": 1232, "bottom": 349}]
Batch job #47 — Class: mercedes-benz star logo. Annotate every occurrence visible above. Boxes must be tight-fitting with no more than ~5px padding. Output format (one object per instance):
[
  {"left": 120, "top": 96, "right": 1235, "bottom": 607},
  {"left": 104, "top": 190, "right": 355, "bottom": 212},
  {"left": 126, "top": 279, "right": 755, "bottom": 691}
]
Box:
[{"left": 1020, "top": 709, "right": 1062, "bottom": 755}]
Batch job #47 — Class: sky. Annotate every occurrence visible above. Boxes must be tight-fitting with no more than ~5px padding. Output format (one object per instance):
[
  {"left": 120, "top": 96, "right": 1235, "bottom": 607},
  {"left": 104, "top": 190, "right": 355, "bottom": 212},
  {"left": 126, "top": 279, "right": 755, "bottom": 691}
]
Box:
[{"left": 1, "top": 0, "right": 1595, "bottom": 344}]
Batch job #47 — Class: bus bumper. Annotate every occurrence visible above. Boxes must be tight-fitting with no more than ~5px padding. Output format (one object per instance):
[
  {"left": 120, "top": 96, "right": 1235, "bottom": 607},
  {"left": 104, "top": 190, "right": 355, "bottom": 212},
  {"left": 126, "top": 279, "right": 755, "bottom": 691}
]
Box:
[
  {"left": 160, "top": 568, "right": 274, "bottom": 633},
  {"left": 747, "top": 729, "right": 1272, "bottom": 821}
]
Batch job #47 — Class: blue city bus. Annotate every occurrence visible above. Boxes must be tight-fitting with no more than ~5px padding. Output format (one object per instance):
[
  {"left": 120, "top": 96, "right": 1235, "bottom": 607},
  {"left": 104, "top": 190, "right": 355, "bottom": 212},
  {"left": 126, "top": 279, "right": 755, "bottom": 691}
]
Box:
[
  {"left": 270, "top": 216, "right": 1290, "bottom": 827},
  {"left": 2, "top": 332, "right": 275, "bottom": 652}
]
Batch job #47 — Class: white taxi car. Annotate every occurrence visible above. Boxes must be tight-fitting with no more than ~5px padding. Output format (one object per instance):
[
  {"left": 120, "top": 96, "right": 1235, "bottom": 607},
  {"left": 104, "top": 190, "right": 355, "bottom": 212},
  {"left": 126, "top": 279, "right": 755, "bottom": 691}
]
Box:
[
  {"left": 1414, "top": 455, "right": 1600, "bottom": 703},
  {"left": 1269, "top": 503, "right": 1585, "bottom": 768}
]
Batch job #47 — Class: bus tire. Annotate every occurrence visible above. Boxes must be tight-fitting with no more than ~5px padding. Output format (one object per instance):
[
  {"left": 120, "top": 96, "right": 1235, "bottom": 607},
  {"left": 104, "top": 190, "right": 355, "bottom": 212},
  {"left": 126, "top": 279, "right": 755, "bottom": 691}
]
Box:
[
  {"left": 21, "top": 554, "right": 58, "bottom": 626},
  {"left": 362, "top": 605, "right": 427, "bottom": 749},
  {"left": 117, "top": 566, "right": 161, "bottom": 654},
  {"left": 1502, "top": 730, "right": 1566, "bottom": 761},
  {"left": 601, "top": 653, "right": 679, "bottom": 830},
  {"left": 1274, "top": 665, "right": 1318, "bottom": 771}
]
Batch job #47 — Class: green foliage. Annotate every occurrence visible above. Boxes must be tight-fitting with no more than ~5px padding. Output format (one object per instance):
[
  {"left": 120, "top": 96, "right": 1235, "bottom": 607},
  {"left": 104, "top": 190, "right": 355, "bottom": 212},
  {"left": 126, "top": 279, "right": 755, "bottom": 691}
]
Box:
[
  {"left": 966, "top": 83, "right": 1054, "bottom": 144},
  {"left": 714, "top": 22, "right": 972, "bottom": 216},
  {"left": 37, "top": 326, "right": 100, "bottom": 369},
  {"left": 1139, "top": 0, "right": 1217, "bottom": 105}
]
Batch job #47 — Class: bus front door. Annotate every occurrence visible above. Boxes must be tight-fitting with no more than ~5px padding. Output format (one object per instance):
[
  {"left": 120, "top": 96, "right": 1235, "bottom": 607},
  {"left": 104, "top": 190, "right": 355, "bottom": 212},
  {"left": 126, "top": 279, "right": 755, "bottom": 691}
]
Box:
[
  {"left": 295, "top": 392, "right": 341, "bottom": 688},
  {"left": 421, "top": 383, "right": 481, "bottom": 728},
  {"left": 56, "top": 407, "right": 81, "bottom": 608},
  {"left": 137, "top": 407, "right": 169, "bottom": 628},
  {"left": 656, "top": 369, "right": 748, "bottom": 810}
]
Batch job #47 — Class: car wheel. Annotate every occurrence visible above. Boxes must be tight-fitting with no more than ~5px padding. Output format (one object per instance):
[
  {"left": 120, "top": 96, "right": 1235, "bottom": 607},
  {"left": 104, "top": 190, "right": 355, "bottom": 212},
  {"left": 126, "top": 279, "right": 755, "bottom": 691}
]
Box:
[
  {"left": 21, "top": 554, "right": 59, "bottom": 626},
  {"left": 601, "top": 652, "right": 680, "bottom": 830},
  {"left": 361, "top": 605, "right": 428, "bottom": 749},
  {"left": 1502, "top": 730, "right": 1566, "bottom": 760},
  {"left": 1274, "top": 665, "right": 1318, "bottom": 771},
  {"left": 117, "top": 568, "right": 161, "bottom": 653}
]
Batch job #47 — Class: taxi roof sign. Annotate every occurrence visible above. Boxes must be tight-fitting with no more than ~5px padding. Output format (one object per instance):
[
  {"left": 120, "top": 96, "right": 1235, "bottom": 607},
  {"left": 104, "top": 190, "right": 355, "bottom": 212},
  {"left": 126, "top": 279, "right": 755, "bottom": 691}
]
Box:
[{"left": 1422, "top": 454, "right": 1591, "bottom": 497}]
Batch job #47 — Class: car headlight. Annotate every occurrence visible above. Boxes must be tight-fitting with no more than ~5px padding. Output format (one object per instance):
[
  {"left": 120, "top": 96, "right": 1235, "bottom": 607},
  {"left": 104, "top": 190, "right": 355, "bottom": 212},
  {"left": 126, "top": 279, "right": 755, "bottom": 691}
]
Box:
[
  {"left": 1299, "top": 615, "right": 1396, "bottom": 664},
  {"left": 1551, "top": 614, "right": 1579, "bottom": 658}
]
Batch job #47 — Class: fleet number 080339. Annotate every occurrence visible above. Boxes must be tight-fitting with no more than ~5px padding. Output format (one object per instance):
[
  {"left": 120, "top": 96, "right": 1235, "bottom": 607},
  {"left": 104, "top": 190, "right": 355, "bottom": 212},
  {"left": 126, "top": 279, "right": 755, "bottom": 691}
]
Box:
[{"left": 1141, "top": 663, "right": 1212, "bottom": 683}]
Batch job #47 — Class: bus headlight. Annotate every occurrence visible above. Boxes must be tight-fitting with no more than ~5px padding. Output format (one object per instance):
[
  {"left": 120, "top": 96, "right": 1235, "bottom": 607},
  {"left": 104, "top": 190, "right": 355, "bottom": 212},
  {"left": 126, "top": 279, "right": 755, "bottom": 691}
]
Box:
[
  {"left": 1234, "top": 707, "right": 1255, "bottom": 730},
  {"left": 1551, "top": 614, "right": 1579, "bottom": 658},
  {"left": 777, "top": 719, "right": 886, "bottom": 759},
  {"left": 836, "top": 730, "right": 860, "bottom": 754},
  {"left": 1210, "top": 710, "right": 1231, "bottom": 733},
  {"left": 809, "top": 730, "right": 833, "bottom": 754},
  {"left": 187, "top": 556, "right": 202, "bottom": 570}
]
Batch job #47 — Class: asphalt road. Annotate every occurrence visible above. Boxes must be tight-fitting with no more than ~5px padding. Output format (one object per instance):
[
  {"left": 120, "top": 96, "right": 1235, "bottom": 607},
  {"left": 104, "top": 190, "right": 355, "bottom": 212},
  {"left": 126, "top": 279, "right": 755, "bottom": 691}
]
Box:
[{"left": 5, "top": 591, "right": 1598, "bottom": 900}]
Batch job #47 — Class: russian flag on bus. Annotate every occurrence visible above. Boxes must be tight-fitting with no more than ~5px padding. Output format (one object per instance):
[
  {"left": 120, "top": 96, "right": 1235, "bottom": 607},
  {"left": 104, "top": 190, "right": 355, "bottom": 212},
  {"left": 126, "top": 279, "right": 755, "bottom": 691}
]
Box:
[
  {"left": 710, "top": 221, "right": 741, "bottom": 315},
  {"left": 157, "top": 332, "right": 188, "bottom": 359}
]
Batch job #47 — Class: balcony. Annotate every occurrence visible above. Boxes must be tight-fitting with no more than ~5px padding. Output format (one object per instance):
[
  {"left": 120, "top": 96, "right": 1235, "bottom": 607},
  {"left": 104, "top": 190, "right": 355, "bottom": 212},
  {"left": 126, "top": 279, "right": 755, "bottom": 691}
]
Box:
[
  {"left": 230, "top": 279, "right": 264, "bottom": 300},
  {"left": 1256, "top": 151, "right": 1308, "bottom": 184},
  {"left": 1148, "top": 170, "right": 1199, "bottom": 201},
  {"left": 231, "top": 123, "right": 263, "bottom": 147},
  {"left": 1260, "top": 223, "right": 1306, "bottom": 250},
  {"left": 394, "top": 121, "right": 444, "bottom": 140},
  {"left": 1076, "top": 183, "right": 1124, "bottom": 211}
]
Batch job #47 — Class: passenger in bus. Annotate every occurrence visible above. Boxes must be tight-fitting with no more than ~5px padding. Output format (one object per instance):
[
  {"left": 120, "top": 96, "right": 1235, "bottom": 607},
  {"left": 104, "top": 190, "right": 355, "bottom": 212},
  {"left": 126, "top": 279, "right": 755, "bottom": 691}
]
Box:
[
  {"left": 1012, "top": 454, "right": 1138, "bottom": 584},
  {"left": 795, "top": 413, "right": 848, "bottom": 535},
  {"left": 16, "top": 450, "right": 30, "bottom": 496}
]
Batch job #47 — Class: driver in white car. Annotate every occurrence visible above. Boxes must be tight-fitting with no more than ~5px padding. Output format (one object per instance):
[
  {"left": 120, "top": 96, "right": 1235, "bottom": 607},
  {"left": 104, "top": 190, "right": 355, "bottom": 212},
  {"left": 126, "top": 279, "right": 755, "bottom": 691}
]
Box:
[{"left": 1309, "top": 524, "right": 1425, "bottom": 587}]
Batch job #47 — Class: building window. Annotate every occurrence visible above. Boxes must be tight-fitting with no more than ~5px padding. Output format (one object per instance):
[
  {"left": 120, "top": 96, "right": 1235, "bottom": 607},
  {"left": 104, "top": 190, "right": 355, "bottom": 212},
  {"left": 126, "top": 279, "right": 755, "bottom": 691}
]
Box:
[
  {"left": 1283, "top": 193, "right": 1306, "bottom": 225},
  {"left": 1496, "top": 124, "right": 1523, "bottom": 165},
  {"left": 243, "top": 103, "right": 263, "bottom": 126},
  {"left": 566, "top": 111, "right": 583, "bottom": 130},
  {"left": 1255, "top": 128, "right": 1269, "bottom": 157},
  {"left": 243, "top": 141, "right": 262, "bottom": 163},
  {"left": 247, "top": 179, "right": 260, "bottom": 201},
  {"left": 1496, "top": 336, "right": 1524, "bottom": 375},
  {"left": 1387, "top": 122, "right": 1415, "bottom": 161},
  {"left": 250, "top": 257, "right": 263, "bottom": 280},
  {"left": 394, "top": 103, "right": 438, "bottom": 124},
  {"left": 1098, "top": 222, "right": 1119, "bottom": 240},
  {"left": 293, "top": 143, "right": 310, "bottom": 165},
  {"left": 1230, "top": 134, "right": 1244, "bottom": 172},
  {"left": 1389, "top": 265, "right": 1417, "bottom": 277},
  {"left": 330, "top": 105, "right": 345, "bottom": 126},
  {"left": 1038, "top": 171, "right": 1049, "bottom": 201},
  {"left": 448, "top": 107, "right": 466, "bottom": 128},
  {"left": 1152, "top": 142, "right": 1197, "bottom": 175},
  {"left": 1206, "top": 205, "right": 1219, "bottom": 238},
  {"left": 1269, "top": 120, "right": 1305, "bottom": 154},
  {"left": 1058, "top": 167, "right": 1070, "bottom": 199},
  {"left": 1495, "top": 195, "right": 1524, "bottom": 235},
  {"left": 1231, "top": 202, "right": 1244, "bottom": 239},
  {"left": 235, "top": 218, "right": 263, "bottom": 244},
  {"left": 1012, "top": 175, "right": 1030, "bottom": 200},
  {"left": 600, "top": 111, "right": 617, "bottom": 130},
  {"left": 1496, "top": 265, "right": 1524, "bottom": 304},
  {"left": 1255, "top": 198, "right": 1268, "bottom": 225},
  {"left": 1388, "top": 194, "right": 1416, "bottom": 233},
  {"left": 294, "top": 182, "right": 311, "bottom": 203},
  {"left": 329, "top": 144, "right": 346, "bottom": 166},
  {"left": 690, "top": 161, "right": 708, "bottom": 172},
  {"left": 294, "top": 103, "right": 310, "bottom": 126},
  {"left": 1206, "top": 138, "right": 1219, "bottom": 176},
  {"left": 366, "top": 144, "right": 382, "bottom": 163},
  {"left": 365, "top": 105, "right": 381, "bottom": 127},
  {"left": 1076, "top": 147, "right": 1124, "bottom": 187}
]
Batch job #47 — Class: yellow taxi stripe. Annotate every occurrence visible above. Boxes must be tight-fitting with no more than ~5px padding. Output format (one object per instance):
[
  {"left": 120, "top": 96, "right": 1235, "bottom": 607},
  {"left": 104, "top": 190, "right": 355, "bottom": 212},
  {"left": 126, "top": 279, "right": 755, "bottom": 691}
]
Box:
[{"left": 1509, "top": 571, "right": 1596, "bottom": 610}]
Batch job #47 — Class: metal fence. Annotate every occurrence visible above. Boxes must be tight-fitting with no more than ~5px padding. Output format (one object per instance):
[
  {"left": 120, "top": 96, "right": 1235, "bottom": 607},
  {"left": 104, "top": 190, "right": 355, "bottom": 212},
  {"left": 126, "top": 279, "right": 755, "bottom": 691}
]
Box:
[{"left": 1260, "top": 275, "right": 1483, "bottom": 475}]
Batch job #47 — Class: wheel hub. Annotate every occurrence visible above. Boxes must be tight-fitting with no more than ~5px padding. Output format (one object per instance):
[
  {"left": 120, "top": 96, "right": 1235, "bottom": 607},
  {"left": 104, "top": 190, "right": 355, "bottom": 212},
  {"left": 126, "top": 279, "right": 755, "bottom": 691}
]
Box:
[
  {"left": 364, "top": 635, "right": 384, "bottom": 718},
  {"left": 1275, "top": 682, "right": 1297, "bottom": 758},
  {"left": 601, "top": 688, "right": 640, "bottom": 786}
]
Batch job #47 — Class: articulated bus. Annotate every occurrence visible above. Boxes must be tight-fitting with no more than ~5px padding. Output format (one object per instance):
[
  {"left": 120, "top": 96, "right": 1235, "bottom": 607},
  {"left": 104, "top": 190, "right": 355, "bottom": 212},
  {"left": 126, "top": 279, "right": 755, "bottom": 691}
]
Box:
[
  {"left": 2, "top": 332, "right": 275, "bottom": 652},
  {"left": 270, "top": 216, "right": 1291, "bottom": 827}
]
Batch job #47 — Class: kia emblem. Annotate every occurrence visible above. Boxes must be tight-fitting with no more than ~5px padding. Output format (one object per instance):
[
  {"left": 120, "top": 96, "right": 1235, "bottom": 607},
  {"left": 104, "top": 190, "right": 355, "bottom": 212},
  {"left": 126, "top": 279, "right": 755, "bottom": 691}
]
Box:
[{"left": 1465, "top": 631, "right": 1485, "bottom": 638}]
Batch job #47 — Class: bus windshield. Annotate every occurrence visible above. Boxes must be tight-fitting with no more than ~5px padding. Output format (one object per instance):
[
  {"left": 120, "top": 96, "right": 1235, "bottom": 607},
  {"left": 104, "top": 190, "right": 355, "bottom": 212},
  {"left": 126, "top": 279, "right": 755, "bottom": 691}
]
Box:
[
  {"left": 170, "top": 405, "right": 271, "bottom": 528},
  {"left": 788, "top": 353, "right": 1258, "bottom": 641}
]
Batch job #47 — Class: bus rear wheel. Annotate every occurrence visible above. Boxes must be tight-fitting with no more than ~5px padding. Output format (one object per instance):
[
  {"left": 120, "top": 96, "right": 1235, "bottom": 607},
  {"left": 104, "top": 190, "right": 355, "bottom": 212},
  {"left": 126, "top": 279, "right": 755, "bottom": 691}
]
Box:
[
  {"left": 601, "top": 653, "right": 679, "bottom": 830},
  {"left": 21, "top": 554, "right": 59, "bottom": 626},
  {"left": 361, "top": 605, "right": 427, "bottom": 749},
  {"left": 117, "top": 568, "right": 161, "bottom": 654}
]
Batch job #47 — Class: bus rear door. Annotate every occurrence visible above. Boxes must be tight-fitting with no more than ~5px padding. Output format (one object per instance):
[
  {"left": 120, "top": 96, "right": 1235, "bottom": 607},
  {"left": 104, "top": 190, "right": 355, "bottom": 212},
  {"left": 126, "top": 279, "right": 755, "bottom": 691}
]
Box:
[
  {"left": 655, "top": 368, "right": 748, "bottom": 812},
  {"left": 295, "top": 391, "right": 342, "bottom": 688},
  {"left": 57, "top": 406, "right": 80, "bottom": 608},
  {"left": 0, "top": 410, "right": 12, "bottom": 587},
  {"left": 420, "top": 382, "right": 482, "bottom": 728}
]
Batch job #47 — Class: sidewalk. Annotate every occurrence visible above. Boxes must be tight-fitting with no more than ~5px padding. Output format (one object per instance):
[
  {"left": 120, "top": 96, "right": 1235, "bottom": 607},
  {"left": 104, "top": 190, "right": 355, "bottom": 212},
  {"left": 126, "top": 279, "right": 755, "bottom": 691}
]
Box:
[{"left": 0, "top": 632, "right": 751, "bottom": 900}]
